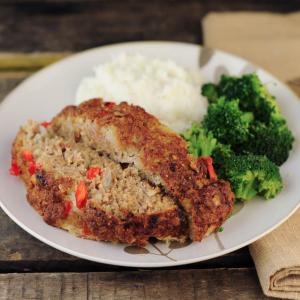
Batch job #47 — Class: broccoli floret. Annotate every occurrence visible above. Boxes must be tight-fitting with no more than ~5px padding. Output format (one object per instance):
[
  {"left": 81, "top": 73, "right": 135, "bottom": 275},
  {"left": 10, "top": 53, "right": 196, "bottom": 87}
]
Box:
[
  {"left": 201, "top": 83, "right": 219, "bottom": 103},
  {"left": 216, "top": 73, "right": 281, "bottom": 123},
  {"left": 181, "top": 123, "right": 217, "bottom": 157},
  {"left": 203, "top": 97, "right": 253, "bottom": 147},
  {"left": 245, "top": 119, "right": 294, "bottom": 165},
  {"left": 219, "top": 154, "right": 283, "bottom": 201},
  {"left": 212, "top": 143, "right": 234, "bottom": 171},
  {"left": 181, "top": 123, "right": 233, "bottom": 166}
]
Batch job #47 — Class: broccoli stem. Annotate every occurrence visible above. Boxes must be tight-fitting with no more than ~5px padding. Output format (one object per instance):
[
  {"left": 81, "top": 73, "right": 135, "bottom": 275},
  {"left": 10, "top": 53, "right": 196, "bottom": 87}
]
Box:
[{"left": 235, "top": 178, "right": 258, "bottom": 201}]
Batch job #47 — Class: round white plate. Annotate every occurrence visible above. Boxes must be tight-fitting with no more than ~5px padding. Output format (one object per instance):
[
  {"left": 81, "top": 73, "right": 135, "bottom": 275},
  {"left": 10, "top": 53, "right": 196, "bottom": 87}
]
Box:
[{"left": 0, "top": 41, "right": 299, "bottom": 268}]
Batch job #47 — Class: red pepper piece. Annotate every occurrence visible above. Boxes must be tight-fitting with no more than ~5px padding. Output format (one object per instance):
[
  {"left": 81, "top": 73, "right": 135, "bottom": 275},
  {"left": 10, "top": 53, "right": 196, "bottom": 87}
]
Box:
[
  {"left": 9, "top": 159, "right": 21, "bottom": 176},
  {"left": 28, "top": 161, "right": 41, "bottom": 176},
  {"left": 86, "top": 167, "right": 101, "bottom": 179},
  {"left": 63, "top": 200, "right": 72, "bottom": 218},
  {"left": 28, "top": 161, "right": 36, "bottom": 176},
  {"left": 75, "top": 181, "right": 88, "bottom": 209},
  {"left": 41, "top": 121, "right": 51, "bottom": 128},
  {"left": 202, "top": 156, "right": 217, "bottom": 181},
  {"left": 104, "top": 102, "right": 116, "bottom": 109},
  {"left": 83, "top": 222, "right": 92, "bottom": 236},
  {"left": 22, "top": 150, "right": 33, "bottom": 162}
]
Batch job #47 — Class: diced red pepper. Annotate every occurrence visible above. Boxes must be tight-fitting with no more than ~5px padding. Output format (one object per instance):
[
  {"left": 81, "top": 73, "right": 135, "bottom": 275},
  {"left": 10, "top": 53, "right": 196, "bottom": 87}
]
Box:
[
  {"left": 202, "top": 156, "right": 217, "bottom": 181},
  {"left": 41, "top": 121, "right": 51, "bottom": 128},
  {"left": 86, "top": 167, "right": 101, "bottom": 179},
  {"left": 83, "top": 222, "right": 92, "bottom": 236},
  {"left": 63, "top": 200, "right": 72, "bottom": 218},
  {"left": 28, "top": 161, "right": 36, "bottom": 176},
  {"left": 22, "top": 150, "right": 33, "bottom": 162},
  {"left": 104, "top": 102, "right": 116, "bottom": 109},
  {"left": 28, "top": 161, "right": 42, "bottom": 176},
  {"left": 75, "top": 181, "right": 88, "bottom": 209},
  {"left": 9, "top": 159, "right": 21, "bottom": 176}
]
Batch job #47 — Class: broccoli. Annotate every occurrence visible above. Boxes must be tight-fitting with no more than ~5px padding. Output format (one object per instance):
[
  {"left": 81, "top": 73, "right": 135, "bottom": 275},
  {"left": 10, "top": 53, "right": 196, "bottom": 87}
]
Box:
[
  {"left": 201, "top": 73, "right": 294, "bottom": 165},
  {"left": 212, "top": 143, "right": 234, "bottom": 169},
  {"left": 201, "top": 83, "right": 219, "bottom": 104},
  {"left": 202, "top": 97, "right": 253, "bottom": 147},
  {"left": 181, "top": 123, "right": 233, "bottom": 166},
  {"left": 203, "top": 73, "right": 281, "bottom": 123},
  {"left": 245, "top": 119, "right": 294, "bottom": 165},
  {"left": 182, "top": 123, "right": 283, "bottom": 201},
  {"left": 181, "top": 123, "right": 217, "bottom": 157},
  {"left": 219, "top": 154, "right": 283, "bottom": 201}
]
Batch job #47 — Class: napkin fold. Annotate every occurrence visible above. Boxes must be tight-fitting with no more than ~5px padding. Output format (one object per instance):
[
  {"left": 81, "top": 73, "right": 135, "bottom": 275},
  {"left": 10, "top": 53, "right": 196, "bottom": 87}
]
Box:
[{"left": 203, "top": 12, "right": 300, "bottom": 299}]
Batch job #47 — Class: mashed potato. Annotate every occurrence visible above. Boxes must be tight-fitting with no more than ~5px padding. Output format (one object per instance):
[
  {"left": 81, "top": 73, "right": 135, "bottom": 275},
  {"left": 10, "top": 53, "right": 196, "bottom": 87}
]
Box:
[{"left": 76, "top": 54, "right": 207, "bottom": 133}]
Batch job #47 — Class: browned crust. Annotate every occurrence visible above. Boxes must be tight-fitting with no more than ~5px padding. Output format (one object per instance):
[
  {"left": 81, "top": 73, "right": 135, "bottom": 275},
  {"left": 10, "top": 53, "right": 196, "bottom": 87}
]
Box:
[
  {"left": 84, "top": 204, "right": 187, "bottom": 245},
  {"left": 25, "top": 170, "right": 187, "bottom": 245},
  {"left": 12, "top": 125, "right": 188, "bottom": 246},
  {"left": 189, "top": 181, "right": 233, "bottom": 240},
  {"left": 26, "top": 172, "right": 72, "bottom": 226},
  {"left": 52, "top": 99, "right": 234, "bottom": 241}
]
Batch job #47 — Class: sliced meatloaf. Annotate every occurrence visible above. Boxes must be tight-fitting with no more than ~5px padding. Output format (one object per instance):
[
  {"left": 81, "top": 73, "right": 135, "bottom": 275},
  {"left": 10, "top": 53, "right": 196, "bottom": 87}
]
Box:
[
  {"left": 12, "top": 120, "right": 187, "bottom": 245},
  {"left": 11, "top": 99, "right": 234, "bottom": 245},
  {"left": 50, "top": 99, "right": 234, "bottom": 241}
]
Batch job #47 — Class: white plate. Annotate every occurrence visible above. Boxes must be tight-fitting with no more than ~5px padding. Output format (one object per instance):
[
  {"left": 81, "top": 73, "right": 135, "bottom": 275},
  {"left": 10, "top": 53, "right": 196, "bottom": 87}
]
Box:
[{"left": 0, "top": 41, "right": 299, "bottom": 268}]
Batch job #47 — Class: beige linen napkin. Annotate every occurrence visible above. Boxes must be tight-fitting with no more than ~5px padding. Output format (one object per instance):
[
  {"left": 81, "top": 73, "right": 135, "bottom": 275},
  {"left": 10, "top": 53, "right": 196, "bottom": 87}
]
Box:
[{"left": 203, "top": 12, "right": 300, "bottom": 299}]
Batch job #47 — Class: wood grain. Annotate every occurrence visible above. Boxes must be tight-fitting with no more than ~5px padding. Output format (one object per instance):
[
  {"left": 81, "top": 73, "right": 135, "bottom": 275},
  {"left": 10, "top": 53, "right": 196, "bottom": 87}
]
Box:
[
  {"left": 0, "top": 72, "right": 30, "bottom": 100},
  {"left": 0, "top": 53, "right": 69, "bottom": 71},
  {"left": 0, "top": 273, "right": 87, "bottom": 300},
  {"left": 0, "top": 2, "right": 204, "bottom": 52},
  {"left": 0, "top": 269, "right": 268, "bottom": 300},
  {"left": 1, "top": 0, "right": 299, "bottom": 52}
]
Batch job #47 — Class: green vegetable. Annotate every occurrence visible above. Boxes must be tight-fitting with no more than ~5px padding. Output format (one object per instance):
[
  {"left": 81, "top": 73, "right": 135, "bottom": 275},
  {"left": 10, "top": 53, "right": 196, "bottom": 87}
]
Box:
[
  {"left": 202, "top": 73, "right": 281, "bottom": 123},
  {"left": 219, "top": 154, "right": 283, "bottom": 200},
  {"left": 201, "top": 83, "right": 219, "bottom": 104},
  {"left": 201, "top": 73, "right": 294, "bottom": 165},
  {"left": 245, "top": 119, "right": 294, "bottom": 166},
  {"left": 184, "top": 72, "right": 294, "bottom": 201},
  {"left": 182, "top": 123, "right": 217, "bottom": 157},
  {"left": 212, "top": 142, "right": 234, "bottom": 168},
  {"left": 181, "top": 123, "right": 283, "bottom": 201},
  {"left": 203, "top": 97, "right": 253, "bottom": 147}
]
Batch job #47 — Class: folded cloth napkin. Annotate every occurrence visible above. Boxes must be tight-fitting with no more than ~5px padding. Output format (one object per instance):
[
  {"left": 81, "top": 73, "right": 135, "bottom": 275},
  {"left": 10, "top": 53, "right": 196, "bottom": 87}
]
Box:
[{"left": 203, "top": 12, "right": 300, "bottom": 299}]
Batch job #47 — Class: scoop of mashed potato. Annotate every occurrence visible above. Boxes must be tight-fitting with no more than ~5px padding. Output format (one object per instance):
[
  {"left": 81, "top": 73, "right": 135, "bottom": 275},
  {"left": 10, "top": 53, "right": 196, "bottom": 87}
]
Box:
[{"left": 76, "top": 54, "right": 207, "bottom": 133}]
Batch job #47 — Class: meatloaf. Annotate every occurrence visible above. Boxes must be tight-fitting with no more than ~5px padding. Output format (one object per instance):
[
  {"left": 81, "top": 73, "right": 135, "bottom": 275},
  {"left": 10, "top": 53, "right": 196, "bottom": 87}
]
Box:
[{"left": 11, "top": 99, "right": 234, "bottom": 245}]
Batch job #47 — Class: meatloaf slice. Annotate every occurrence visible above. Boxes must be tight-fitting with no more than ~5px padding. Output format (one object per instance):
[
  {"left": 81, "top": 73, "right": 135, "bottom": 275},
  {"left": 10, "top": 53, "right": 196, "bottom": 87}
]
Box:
[
  {"left": 12, "top": 120, "right": 187, "bottom": 245},
  {"left": 51, "top": 99, "right": 234, "bottom": 241}
]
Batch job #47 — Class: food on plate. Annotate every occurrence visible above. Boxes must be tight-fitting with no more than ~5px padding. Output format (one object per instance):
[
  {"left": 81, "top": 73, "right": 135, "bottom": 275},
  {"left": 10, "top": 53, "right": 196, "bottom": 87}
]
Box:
[
  {"left": 214, "top": 152, "right": 283, "bottom": 201},
  {"left": 76, "top": 54, "right": 207, "bottom": 133},
  {"left": 183, "top": 73, "right": 293, "bottom": 201},
  {"left": 183, "top": 124, "right": 283, "bottom": 201},
  {"left": 203, "top": 97, "right": 253, "bottom": 148},
  {"left": 11, "top": 99, "right": 234, "bottom": 245},
  {"left": 244, "top": 119, "right": 294, "bottom": 166},
  {"left": 201, "top": 73, "right": 294, "bottom": 165}
]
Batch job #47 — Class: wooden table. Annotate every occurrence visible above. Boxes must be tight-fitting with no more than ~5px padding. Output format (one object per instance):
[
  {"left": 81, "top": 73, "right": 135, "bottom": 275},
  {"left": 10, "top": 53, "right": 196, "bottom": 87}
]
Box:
[{"left": 1, "top": 1, "right": 300, "bottom": 299}]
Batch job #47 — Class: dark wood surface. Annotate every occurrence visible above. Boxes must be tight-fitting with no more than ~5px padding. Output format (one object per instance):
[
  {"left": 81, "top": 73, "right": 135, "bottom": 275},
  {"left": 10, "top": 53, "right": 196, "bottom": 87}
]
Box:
[
  {"left": 0, "top": 269, "right": 269, "bottom": 300},
  {"left": 0, "top": 0, "right": 300, "bottom": 53},
  {"left": 1, "top": 1, "right": 299, "bottom": 299}
]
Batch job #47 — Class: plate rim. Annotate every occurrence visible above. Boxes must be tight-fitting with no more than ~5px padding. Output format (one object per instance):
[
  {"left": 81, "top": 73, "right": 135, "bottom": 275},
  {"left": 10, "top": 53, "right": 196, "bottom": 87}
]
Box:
[{"left": 1, "top": 40, "right": 299, "bottom": 268}]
